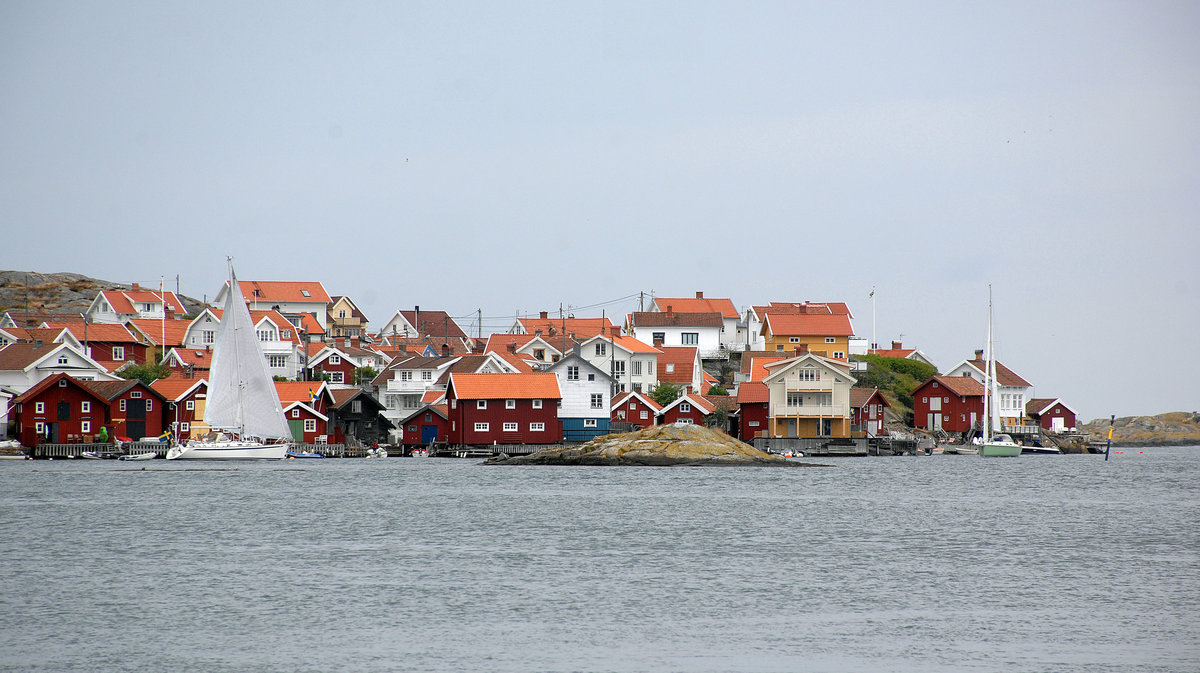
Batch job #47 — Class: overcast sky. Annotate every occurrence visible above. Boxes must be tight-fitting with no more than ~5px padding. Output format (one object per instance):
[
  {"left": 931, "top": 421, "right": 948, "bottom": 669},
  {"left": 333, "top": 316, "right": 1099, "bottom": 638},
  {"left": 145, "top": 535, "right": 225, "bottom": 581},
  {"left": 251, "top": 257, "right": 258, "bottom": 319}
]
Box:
[{"left": 2, "top": 1, "right": 1197, "bottom": 421}]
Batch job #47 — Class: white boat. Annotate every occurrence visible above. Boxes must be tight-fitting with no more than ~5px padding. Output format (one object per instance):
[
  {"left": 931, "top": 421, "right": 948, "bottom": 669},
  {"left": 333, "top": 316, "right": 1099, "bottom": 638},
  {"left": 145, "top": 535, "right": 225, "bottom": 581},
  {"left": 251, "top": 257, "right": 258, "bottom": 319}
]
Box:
[
  {"left": 166, "top": 259, "right": 292, "bottom": 461},
  {"left": 367, "top": 447, "right": 389, "bottom": 458},
  {"left": 119, "top": 451, "right": 156, "bottom": 461},
  {"left": 979, "top": 286, "right": 1020, "bottom": 458},
  {"left": 1021, "top": 444, "right": 1062, "bottom": 455}
]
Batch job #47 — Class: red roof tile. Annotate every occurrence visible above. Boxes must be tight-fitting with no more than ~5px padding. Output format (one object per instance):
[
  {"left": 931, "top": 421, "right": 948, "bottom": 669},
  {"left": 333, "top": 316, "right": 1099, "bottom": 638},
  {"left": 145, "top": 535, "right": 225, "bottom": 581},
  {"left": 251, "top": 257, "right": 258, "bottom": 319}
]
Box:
[
  {"left": 653, "top": 296, "right": 739, "bottom": 319},
  {"left": 450, "top": 373, "right": 560, "bottom": 400},
  {"left": 763, "top": 313, "right": 854, "bottom": 337}
]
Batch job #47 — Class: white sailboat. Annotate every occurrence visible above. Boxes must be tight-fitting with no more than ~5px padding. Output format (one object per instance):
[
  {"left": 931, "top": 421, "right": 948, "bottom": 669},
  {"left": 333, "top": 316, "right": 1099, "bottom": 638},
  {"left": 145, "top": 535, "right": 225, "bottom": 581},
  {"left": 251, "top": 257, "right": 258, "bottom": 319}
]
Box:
[
  {"left": 166, "top": 259, "right": 292, "bottom": 460},
  {"left": 979, "top": 285, "right": 1021, "bottom": 458}
]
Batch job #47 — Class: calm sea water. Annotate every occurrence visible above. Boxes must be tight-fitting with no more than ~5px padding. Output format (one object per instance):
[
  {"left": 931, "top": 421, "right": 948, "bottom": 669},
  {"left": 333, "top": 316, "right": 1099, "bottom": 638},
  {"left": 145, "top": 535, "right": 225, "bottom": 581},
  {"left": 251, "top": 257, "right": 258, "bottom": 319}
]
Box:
[{"left": 1, "top": 448, "right": 1197, "bottom": 673}]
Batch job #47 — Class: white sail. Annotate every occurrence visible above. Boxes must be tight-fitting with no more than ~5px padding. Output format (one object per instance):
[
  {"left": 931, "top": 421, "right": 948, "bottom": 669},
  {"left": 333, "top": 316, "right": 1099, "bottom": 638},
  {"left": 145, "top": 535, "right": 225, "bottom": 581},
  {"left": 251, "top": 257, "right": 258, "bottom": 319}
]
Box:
[{"left": 203, "top": 260, "right": 293, "bottom": 440}]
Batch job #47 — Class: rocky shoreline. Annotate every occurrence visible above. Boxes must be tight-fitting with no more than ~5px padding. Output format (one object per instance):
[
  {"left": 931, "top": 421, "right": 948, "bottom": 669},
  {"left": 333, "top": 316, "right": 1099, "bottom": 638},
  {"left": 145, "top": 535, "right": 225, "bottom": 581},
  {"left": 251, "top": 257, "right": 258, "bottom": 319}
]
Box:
[
  {"left": 487, "top": 424, "right": 829, "bottom": 466},
  {"left": 1078, "top": 412, "right": 1200, "bottom": 448}
]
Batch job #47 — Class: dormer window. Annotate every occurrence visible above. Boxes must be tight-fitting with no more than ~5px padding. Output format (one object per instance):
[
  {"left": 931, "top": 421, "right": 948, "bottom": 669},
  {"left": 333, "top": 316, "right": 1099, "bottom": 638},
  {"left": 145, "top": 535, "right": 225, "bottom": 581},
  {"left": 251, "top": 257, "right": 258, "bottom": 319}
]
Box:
[{"left": 301, "top": 289, "right": 311, "bottom": 297}]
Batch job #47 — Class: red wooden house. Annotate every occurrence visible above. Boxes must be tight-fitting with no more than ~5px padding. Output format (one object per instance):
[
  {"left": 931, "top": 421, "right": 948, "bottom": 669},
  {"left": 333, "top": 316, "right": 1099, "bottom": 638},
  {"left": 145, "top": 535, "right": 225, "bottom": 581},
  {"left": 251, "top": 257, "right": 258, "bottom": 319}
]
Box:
[
  {"left": 150, "top": 378, "right": 208, "bottom": 441},
  {"left": 611, "top": 390, "right": 662, "bottom": 429},
  {"left": 306, "top": 343, "right": 358, "bottom": 385},
  {"left": 398, "top": 404, "right": 452, "bottom": 449},
  {"left": 850, "top": 387, "right": 891, "bottom": 437},
  {"left": 657, "top": 393, "right": 715, "bottom": 426},
  {"left": 911, "top": 375, "right": 984, "bottom": 434},
  {"left": 445, "top": 373, "right": 561, "bottom": 445},
  {"left": 162, "top": 347, "right": 213, "bottom": 380},
  {"left": 275, "top": 381, "right": 332, "bottom": 443},
  {"left": 735, "top": 381, "right": 770, "bottom": 440},
  {"left": 12, "top": 373, "right": 166, "bottom": 446},
  {"left": 1026, "top": 398, "right": 1078, "bottom": 433},
  {"left": 46, "top": 321, "right": 149, "bottom": 369}
]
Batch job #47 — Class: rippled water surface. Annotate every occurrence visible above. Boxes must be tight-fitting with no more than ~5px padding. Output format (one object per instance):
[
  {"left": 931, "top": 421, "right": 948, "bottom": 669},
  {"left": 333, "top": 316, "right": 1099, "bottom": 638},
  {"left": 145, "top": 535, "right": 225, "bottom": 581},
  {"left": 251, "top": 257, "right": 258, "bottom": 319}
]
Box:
[{"left": 1, "top": 448, "right": 1197, "bottom": 672}]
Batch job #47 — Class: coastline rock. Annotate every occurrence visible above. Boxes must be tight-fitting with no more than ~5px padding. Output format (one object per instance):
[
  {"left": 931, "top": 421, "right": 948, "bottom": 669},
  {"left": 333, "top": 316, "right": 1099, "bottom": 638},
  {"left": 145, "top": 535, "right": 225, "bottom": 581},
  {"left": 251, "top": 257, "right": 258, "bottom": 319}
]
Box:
[
  {"left": 1080, "top": 412, "right": 1200, "bottom": 447},
  {"left": 487, "top": 423, "right": 828, "bottom": 466}
]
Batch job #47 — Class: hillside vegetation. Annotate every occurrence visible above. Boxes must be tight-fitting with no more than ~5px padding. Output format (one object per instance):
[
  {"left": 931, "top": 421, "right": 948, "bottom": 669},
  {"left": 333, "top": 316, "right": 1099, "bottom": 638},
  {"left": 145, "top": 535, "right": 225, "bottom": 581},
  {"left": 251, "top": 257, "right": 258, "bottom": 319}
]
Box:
[
  {"left": 853, "top": 354, "right": 937, "bottom": 420},
  {"left": 0, "top": 270, "right": 202, "bottom": 317}
]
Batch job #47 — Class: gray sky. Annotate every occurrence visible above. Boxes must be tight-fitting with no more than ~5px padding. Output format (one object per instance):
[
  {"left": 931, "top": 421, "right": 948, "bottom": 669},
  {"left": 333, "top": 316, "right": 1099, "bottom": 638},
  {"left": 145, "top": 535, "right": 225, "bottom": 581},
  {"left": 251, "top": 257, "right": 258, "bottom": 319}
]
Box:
[{"left": 3, "top": 1, "right": 1197, "bottom": 421}]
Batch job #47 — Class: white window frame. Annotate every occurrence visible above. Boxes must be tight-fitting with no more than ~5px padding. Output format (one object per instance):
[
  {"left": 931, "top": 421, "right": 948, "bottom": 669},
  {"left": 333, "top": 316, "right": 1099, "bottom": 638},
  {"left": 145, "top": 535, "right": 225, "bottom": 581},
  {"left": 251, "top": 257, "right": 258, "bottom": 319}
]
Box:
[
  {"left": 186, "top": 400, "right": 195, "bottom": 411},
  {"left": 35, "top": 402, "right": 45, "bottom": 413},
  {"left": 112, "top": 346, "right": 125, "bottom": 361},
  {"left": 825, "top": 337, "right": 836, "bottom": 344},
  {"left": 477, "top": 400, "right": 487, "bottom": 409},
  {"left": 503, "top": 422, "right": 518, "bottom": 432},
  {"left": 304, "top": 419, "right": 316, "bottom": 432},
  {"left": 590, "top": 394, "right": 603, "bottom": 409},
  {"left": 530, "top": 422, "right": 545, "bottom": 432},
  {"left": 81, "top": 420, "right": 91, "bottom": 433},
  {"left": 532, "top": 399, "right": 542, "bottom": 409},
  {"left": 506, "top": 399, "right": 516, "bottom": 409},
  {"left": 584, "top": 418, "right": 597, "bottom": 428},
  {"left": 567, "top": 366, "right": 579, "bottom": 381},
  {"left": 292, "top": 409, "right": 301, "bottom": 418},
  {"left": 81, "top": 400, "right": 90, "bottom": 412},
  {"left": 329, "top": 371, "right": 344, "bottom": 384},
  {"left": 120, "top": 400, "right": 127, "bottom": 412},
  {"left": 330, "top": 354, "right": 341, "bottom": 365},
  {"left": 474, "top": 422, "right": 489, "bottom": 432},
  {"left": 181, "top": 422, "right": 190, "bottom": 432},
  {"left": 680, "top": 402, "right": 691, "bottom": 413}
]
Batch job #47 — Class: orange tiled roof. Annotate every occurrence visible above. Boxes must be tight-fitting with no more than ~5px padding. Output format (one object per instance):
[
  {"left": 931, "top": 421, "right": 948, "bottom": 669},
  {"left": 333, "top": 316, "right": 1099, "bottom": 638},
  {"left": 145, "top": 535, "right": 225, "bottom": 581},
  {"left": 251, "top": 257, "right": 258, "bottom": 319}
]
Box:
[
  {"left": 44, "top": 321, "right": 140, "bottom": 343},
  {"left": 763, "top": 313, "right": 854, "bottom": 337},
  {"left": 519, "top": 316, "right": 617, "bottom": 339},
  {"left": 924, "top": 375, "right": 984, "bottom": 397},
  {"left": 150, "top": 377, "right": 207, "bottom": 401},
  {"left": 612, "top": 390, "right": 663, "bottom": 412},
  {"left": 605, "top": 334, "right": 661, "bottom": 354},
  {"left": 736, "top": 381, "right": 770, "bottom": 404},
  {"left": 127, "top": 319, "right": 191, "bottom": 347},
  {"left": 274, "top": 381, "right": 327, "bottom": 404},
  {"left": 237, "top": 281, "right": 332, "bottom": 305},
  {"left": 450, "top": 372, "right": 561, "bottom": 400},
  {"left": 653, "top": 296, "right": 739, "bottom": 319},
  {"left": 656, "top": 346, "right": 698, "bottom": 385},
  {"left": 757, "top": 301, "right": 853, "bottom": 318},
  {"left": 849, "top": 387, "right": 889, "bottom": 409},
  {"left": 100, "top": 289, "right": 187, "bottom": 315}
]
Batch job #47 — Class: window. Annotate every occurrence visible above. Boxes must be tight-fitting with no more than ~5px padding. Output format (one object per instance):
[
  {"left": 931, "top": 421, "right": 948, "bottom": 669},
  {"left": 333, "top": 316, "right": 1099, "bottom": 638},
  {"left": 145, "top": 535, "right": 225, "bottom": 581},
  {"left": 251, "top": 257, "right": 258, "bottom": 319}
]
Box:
[
  {"left": 292, "top": 409, "right": 300, "bottom": 418},
  {"left": 257, "top": 330, "right": 273, "bottom": 342},
  {"left": 833, "top": 351, "right": 845, "bottom": 359},
  {"left": 269, "top": 355, "right": 287, "bottom": 368},
  {"left": 338, "top": 309, "right": 346, "bottom": 318},
  {"left": 112, "top": 346, "right": 125, "bottom": 360},
  {"left": 587, "top": 374, "right": 595, "bottom": 381},
  {"left": 281, "top": 330, "right": 291, "bottom": 339},
  {"left": 943, "top": 397, "right": 949, "bottom": 403},
  {"left": 922, "top": 397, "right": 928, "bottom": 403},
  {"left": 81, "top": 420, "right": 91, "bottom": 433},
  {"left": 611, "top": 361, "right": 625, "bottom": 378},
  {"left": 352, "top": 400, "right": 361, "bottom": 413},
  {"left": 617, "top": 410, "right": 626, "bottom": 420},
  {"left": 203, "top": 330, "right": 215, "bottom": 344},
  {"left": 304, "top": 419, "right": 316, "bottom": 432},
  {"left": 567, "top": 366, "right": 579, "bottom": 381},
  {"left": 146, "top": 399, "right": 153, "bottom": 411},
  {"left": 666, "top": 364, "right": 675, "bottom": 373},
  {"left": 131, "top": 391, "right": 142, "bottom": 398},
  {"left": 787, "top": 392, "right": 802, "bottom": 406},
  {"left": 330, "top": 354, "right": 341, "bottom": 365},
  {"left": 81, "top": 401, "right": 90, "bottom": 412},
  {"left": 749, "top": 420, "right": 760, "bottom": 427},
  {"left": 532, "top": 400, "right": 542, "bottom": 409},
  {"left": 409, "top": 424, "right": 418, "bottom": 432},
  {"left": 590, "top": 394, "right": 603, "bottom": 409},
  {"left": 825, "top": 337, "right": 836, "bottom": 344},
  {"left": 477, "top": 400, "right": 487, "bottom": 409},
  {"left": 421, "top": 371, "right": 432, "bottom": 380},
  {"left": 58, "top": 379, "right": 67, "bottom": 387},
  {"left": 35, "top": 402, "right": 45, "bottom": 413},
  {"left": 120, "top": 400, "right": 127, "bottom": 412},
  {"left": 35, "top": 422, "right": 45, "bottom": 434},
  {"left": 632, "top": 360, "right": 642, "bottom": 376},
  {"left": 533, "top": 349, "right": 545, "bottom": 361},
  {"left": 680, "top": 402, "right": 691, "bottom": 413},
  {"left": 799, "top": 368, "right": 819, "bottom": 381},
  {"left": 400, "top": 371, "right": 412, "bottom": 381},
  {"left": 595, "top": 342, "right": 606, "bottom": 356},
  {"left": 640, "top": 411, "right": 648, "bottom": 419},
  {"left": 58, "top": 356, "right": 69, "bottom": 365},
  {"left": 506, "top": 399, "right": 516, "bottom": 409},
  {"left": 790, "top": 337, "right": 801, "bottom": 343},
  {"left": 329, "top": 372, "right": 344, "bottom": 384},
  {"left": 584, "top": 419, "right": 597, "bottom": 428},
  {"left": 530, "top": 422, "right": 545, "bottom": 431},
  {"left": 300, "top": 289, "right": 311, "bottom": 297},
  {"left": 181, "top": 422, "right": 190, "bottom": 432},
  {"left": 186, "top": 400, "right": 195, "bottom": 411},
  {"left": 474, "top": 422, "right": 489, "bottom": 432},
  {"left": 503, "top": 422, "right": 518, "bottom": 432},
  {"left": 681, "top": 333, "right": 698, "bottom": 345}
]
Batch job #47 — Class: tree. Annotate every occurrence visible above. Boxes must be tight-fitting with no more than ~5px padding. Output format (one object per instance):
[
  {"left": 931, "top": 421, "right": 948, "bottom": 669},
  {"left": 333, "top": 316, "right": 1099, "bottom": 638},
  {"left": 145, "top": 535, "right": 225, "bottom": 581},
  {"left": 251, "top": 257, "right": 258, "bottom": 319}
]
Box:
[
  {"left": 707, "top": 384, "right": 728, "bottom": 396},
  {"left": 355, "top": 366, "right": 379, "bottom": 386},
  {"left": 117, "top": 362, "right": 171, "bottom": 386},
  {"left": 649, "top": 380, "right": 683, "bottom": 407}
]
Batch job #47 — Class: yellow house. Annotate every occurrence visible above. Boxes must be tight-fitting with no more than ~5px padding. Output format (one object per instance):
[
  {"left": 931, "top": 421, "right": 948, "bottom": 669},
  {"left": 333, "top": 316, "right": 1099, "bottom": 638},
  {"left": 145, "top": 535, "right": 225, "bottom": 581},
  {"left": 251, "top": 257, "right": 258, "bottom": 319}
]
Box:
[
  {"left": 327, "top": 296, "right": 367, "bottom": 338},
  {"left": 761, "top": 352, "right": 856, "bottom": 438},
  {"left": 760, "top": 312, "right": 854, "bottom": 359}
]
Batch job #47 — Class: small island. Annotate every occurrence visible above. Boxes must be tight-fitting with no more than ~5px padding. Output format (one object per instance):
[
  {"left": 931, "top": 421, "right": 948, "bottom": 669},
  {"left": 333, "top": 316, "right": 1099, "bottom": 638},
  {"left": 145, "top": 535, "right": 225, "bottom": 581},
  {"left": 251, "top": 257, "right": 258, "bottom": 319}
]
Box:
[{"left": 486, "top": 423, "right": 827, "bottom": 466}]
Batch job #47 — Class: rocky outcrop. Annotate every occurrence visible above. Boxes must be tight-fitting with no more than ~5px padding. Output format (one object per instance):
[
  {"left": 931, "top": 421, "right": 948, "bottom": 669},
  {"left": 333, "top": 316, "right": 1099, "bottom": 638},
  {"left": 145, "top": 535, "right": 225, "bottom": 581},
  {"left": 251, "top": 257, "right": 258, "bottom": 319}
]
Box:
[
  {"left": 487, "top": 423, "right": 827, "bottom": 466},
  {"left": 1079, "top": 412, "right": 1200, "bottom": 447},
  {"left": 0, "top": 270, "right": 204, "bottom": 317}
]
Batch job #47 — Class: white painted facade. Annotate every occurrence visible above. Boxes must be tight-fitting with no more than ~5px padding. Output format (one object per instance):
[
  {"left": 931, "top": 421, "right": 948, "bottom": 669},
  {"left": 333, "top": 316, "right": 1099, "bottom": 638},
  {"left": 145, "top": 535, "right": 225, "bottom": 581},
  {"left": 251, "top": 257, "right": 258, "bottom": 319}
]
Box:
[
  {"left": 578, "top": 336, "right": 659, "bottom": 394},
  {"left": 628, "top": 324, "right": 724, "bottom": 359},
  {"left": 0, "top": 343, "right": 121, "bottom": 395},
  {"left": 944, "top": 360, "right": 1030, "bottom": 427},
  {"left": 548, "top": 353, "right": 613, "bottom": 422}
]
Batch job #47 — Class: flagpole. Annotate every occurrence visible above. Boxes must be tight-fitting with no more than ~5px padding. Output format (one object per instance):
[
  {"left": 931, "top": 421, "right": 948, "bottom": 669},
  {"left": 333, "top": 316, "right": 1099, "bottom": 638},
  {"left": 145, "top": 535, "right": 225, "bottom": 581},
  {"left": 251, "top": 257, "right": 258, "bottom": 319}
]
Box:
[{"left": 870, "top": 287, "right": 876, "bottom": 351}]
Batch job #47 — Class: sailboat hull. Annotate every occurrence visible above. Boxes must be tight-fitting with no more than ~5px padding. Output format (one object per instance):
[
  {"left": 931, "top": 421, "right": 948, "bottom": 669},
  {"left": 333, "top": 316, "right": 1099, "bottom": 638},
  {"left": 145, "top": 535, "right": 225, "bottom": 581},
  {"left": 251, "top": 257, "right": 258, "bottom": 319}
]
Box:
[
  {"left": 167, "top": 440, "right": 288, "bottom": 460},
  {"left": 979, "top": 442, "right": 1022, "bottom": 457}
]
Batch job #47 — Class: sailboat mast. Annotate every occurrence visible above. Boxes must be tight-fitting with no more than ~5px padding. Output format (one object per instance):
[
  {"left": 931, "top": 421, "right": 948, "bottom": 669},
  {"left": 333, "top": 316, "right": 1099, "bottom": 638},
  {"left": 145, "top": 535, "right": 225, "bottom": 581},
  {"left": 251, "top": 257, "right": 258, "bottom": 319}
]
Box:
[{"left": 984, "top": 285, "right": 993, "bottom": 443}]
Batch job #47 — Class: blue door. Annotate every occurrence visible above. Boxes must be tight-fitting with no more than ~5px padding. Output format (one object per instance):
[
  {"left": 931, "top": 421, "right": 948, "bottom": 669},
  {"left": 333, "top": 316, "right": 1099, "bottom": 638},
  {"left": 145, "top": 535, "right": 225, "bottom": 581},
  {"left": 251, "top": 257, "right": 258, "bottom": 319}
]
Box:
[{"left": 421, "top": 425, "right": 438, "bottom": 444}]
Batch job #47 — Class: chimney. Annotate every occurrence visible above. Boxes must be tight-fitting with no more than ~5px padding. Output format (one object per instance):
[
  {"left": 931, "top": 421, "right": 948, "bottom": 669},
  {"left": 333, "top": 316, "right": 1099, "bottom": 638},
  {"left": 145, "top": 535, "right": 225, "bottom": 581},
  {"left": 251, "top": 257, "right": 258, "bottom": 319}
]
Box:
[
  {"left": 975, "top": 349, "right": 984, "bottom": 360},
  {"left": 540, "top": 311, "right": 548, "bottom": 319},
  {"left": 653, "top": 336, "right": 664, "bottom": 348},
  {"left": 666, "top": 305, "right": 673, "bottom": 318},
  {"left": 132, "top": 282, "right": 139, "bottom": 290},
  {"left": 892, "top": 340, "right": 902, "bottom": 349},
  {"left": 794, "top": 344, "right": 809, "bottom": 356},
  {"left": 695, "top": 291, "right": 703, "bottom": 299},
  {"left": 507, "top": 343, "right": 516, "bottom": 353},
  {"left": 441, "top": 344, "right": 450, "bottom": 357}
]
